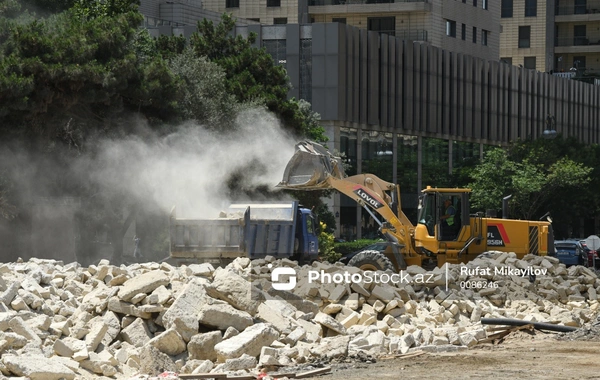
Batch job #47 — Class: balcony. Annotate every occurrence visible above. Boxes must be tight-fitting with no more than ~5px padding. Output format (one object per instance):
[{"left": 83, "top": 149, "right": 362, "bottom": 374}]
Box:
[
  {"left": 308, "top": 0, "right": 431, "bottom": 15},
  {"left": 309, "top": 0, "right": 427, "bottom": 4},
  {"left": 555, "top": 1, "right": 600, "bottom": 22},
  {"left": 555, "top": 36, "right": 600, "bottom": 53},
  {"left": 553, "top": 72, "right": 576, "bottom": 79},
  {"left": 142, "top": 15, "right": 186, "bottom": 28},
  {"left": 363, "top": 29, "right": 428, "bottom": 41}
]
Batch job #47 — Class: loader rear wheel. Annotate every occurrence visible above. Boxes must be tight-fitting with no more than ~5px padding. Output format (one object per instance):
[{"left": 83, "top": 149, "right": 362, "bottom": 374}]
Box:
[{"left": 348, "top": 250, "right": 394, "bottom": 272}]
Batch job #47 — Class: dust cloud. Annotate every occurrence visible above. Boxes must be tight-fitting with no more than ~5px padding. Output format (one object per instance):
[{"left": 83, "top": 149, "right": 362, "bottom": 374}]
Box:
[
  {"left": 0, "top": 108, "right": 302, "bottom": 261},
  {"left": 81, "top": 108, "right": 298, "bottom": 218}
]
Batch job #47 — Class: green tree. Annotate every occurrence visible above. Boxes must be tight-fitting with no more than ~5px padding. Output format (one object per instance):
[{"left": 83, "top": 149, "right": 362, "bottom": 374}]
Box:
[
  {"left": 189, "top": 13, "right": 326, "bottom": 140},
  {"left": 469, "top": 146, "right": 592, "bottom": 220},
  {"left": 168, "top": 47, "right": 240, "bottom": 128},
  {"left": 71, "top": 0, "right": 139, "bottom": 19},
  {"left": 0, "top": 10, "right": 180, "bottom": 142}
]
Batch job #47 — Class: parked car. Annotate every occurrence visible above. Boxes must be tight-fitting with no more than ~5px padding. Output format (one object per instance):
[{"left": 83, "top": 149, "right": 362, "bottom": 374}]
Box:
[
  {"left": 553, "top": 240, "right": 587, "bottom": 266},
  {"left": 339, "top": 241, "right": 392, "bottom": 265},
  {"left": 579, "top": 239, "right": 600, "bottom": 268}
]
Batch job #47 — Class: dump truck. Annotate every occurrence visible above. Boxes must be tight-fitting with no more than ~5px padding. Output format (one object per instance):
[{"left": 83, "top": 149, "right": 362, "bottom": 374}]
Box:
[
  {"left": 277, "top": 141, "right": 555, "bottom": 271},
  {"left": 169, "top": 201, "right": 319, "bottom": 265}
]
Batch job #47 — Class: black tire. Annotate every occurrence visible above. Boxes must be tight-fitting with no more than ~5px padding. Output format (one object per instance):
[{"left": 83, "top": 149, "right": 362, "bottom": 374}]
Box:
[{"left": 347, "top": 250, "right": 394, "bottom": 272}]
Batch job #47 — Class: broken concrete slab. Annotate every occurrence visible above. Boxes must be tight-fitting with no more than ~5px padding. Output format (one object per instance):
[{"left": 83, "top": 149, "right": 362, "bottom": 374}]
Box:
[
  {"left": 198, "top": 302, "right": 253, "bottom": 332},
  {"left": 3, "top": 355, "right": 75, "bottom": 380},
  {"left": 214, "top": 323, "right": 279, "bottom": 361},
  {"left": 118, "top": 270, "right": 170, "bottom": 302}
]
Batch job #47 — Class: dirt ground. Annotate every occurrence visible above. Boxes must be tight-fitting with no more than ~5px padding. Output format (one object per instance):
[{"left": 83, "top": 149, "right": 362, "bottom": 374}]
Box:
[{"left": 318, "top": 331, "right": 600, "bottom": 380}]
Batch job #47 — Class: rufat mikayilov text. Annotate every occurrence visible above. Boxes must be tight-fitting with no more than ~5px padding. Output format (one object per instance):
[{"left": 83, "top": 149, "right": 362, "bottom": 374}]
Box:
[{"left": 460, "top": 265, "right": 548, "bottom": 277}]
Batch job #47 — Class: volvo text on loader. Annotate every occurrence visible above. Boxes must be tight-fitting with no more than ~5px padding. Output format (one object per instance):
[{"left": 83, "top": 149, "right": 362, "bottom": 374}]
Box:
[{"left": 277, "top": 141, "right": 555, "bottom": 272}]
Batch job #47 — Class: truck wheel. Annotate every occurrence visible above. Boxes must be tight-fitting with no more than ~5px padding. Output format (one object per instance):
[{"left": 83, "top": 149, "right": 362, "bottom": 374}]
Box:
[{"left": 348, "top": 250, "right": 394, "bottom": 272}]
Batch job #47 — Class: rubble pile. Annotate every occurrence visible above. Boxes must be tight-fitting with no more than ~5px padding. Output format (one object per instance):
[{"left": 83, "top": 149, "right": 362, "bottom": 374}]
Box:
[{"left": 0, "top": 251, "right": 597, "bottom": 379}]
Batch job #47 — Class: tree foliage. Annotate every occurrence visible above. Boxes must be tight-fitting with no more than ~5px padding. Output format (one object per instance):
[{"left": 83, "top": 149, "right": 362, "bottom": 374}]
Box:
[
  {"left": 189, "top": 14, "right": 326, "bottom": 140},
  {"left": 71, "top": 0, "right": 139, "bottom": 19},
  {"left": 319, "top": 221, "right": 340, "bottom": 263},
  {"left": 168, "top": 47, "right": 240, "bottom": 128},
  {"left": 469, "top": 143, "right": 592, "bottom": 221},
  {"left": 0, "top": 9, "right": 181, "bottom": 143}
]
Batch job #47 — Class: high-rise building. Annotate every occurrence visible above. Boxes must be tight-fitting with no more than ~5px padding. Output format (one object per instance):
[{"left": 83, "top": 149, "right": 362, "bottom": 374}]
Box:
[
  {"left": 138, "top": 0, "right": 600, "bottom": 238},
  {"left": 500, "top": 0, "right": 600, "bottom": 77},
  {"left": 200, "top": 0, "right": 500, "bottom": 61}
]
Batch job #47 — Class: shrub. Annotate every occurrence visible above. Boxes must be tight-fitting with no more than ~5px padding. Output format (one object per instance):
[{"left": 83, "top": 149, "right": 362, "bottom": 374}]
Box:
[
  {"left": 319, "top": 221, "right": 341, "bottom": 263},
  {"left": 333, "top": 239, "right": 384, "bottom": 256}
]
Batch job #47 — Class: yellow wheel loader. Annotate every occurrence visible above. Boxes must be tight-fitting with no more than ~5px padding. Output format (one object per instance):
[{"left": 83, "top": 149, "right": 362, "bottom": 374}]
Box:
[{"left": 277, "top": 141, "right": 555, "bottom": 271}]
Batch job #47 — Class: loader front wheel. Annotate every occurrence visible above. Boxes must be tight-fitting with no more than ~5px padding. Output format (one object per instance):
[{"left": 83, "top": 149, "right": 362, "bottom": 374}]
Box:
[{"left": 348, "top": 250, "right": 394, "bottom": 272}]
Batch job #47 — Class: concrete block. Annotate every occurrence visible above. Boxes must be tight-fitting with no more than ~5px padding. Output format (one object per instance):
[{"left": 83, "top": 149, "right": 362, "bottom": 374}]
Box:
[
  {"left": 214, "top": 323, "right": 279, "bottom": 361},
  {"left": 188, "top": 331, "right": 222, "bottom": 361},
  {"left": 198, "top": 302, "right": 253, "bottom": 331},
  {"left": 3, "top": 355, "right": 75, "bottom": 380},
  {"left": 148, "top": 328, "right": 187, "bottom": 356},
  {"left": 118, "top": 270, "right": 170, "bottom": 302},
  {"left": 121, "top": 318, "right": 152, "bottom": 347}
]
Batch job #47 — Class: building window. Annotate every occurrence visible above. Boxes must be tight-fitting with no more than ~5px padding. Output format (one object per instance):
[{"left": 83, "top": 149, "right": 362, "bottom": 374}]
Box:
[
  {"left": 248, "top": 18, "right": 260, "bottom": 22},
  {"left": 501, "top": 57, "right": 512, "bottom": 65},
  {"left": 482, "top": 29, "right": 489, "bottom": 45},
  {"left": 501, "top": 0, "right": 513, "bottom": 17},
  {"left": 300, "top": 39, "right": 312, "bottom": 104},
  {"left": 472, "top": 26, "right": 477, "bottom": 43},
  {"left": 267, "top": 0, "right": 281, "bottom": 7},
  {"left": 573, "top": 56, "right": 586, "bottom": 70},
  {"left": 574, "top": 0, "right": 587, "bottom": 15},
  {"left": 273, "top": 17, "right": 287, "bottom": 24},
  {"left": 461, "top": 23, "right": 466, "bottom": 40},
  {"left": 446, "top": 20, "right": 457, "bottom": 37},
  {"left": 523, "top": 57, "right": 536, "bottom": 69},
  {"left": 525, "top": 0, "right": 537, "bottom": 16},
  {"left": 473, "top": 0, "right": 477, "bottom": 6},
  {"left": 483, "top": 0, "right": 488, "bottom": 10},
  {"left": 226, "top": 0, "right": 239, "bottom": 7},
  {"left": 264, "top": 39, "right": 287, "bottom": 67},
  {"left": 332, "top": 18, "right": 346, "bottom": 24},
  {"left": 574, "top": 25, "right": 588, "bottom": 45},
  {"left": 518, "top": 26, "right": 530, "bottom": 48},
  {"left": 368, "top": 17, "right": 395, "bottom": 36}
]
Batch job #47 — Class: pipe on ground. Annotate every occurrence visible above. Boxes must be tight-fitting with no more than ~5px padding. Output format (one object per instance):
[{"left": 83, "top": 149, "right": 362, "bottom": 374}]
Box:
[{"left": 480, "top": 318, "right": 577, "bottom": 333}]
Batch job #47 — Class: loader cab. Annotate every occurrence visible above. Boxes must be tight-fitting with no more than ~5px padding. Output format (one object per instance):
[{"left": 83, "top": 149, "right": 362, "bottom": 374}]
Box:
[{"left": 418, "top": 189, "right": 470, "bottom": 241}]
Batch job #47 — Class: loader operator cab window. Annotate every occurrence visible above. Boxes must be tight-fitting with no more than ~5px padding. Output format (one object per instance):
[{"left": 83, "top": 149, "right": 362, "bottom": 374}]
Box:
[
  {"left": 419, "top": 193, "right": 462, "bottom": 240},
  {"left": 418, "top": 194, "right": 436, "bottom": 236},
  {"left": 440, "top": 196, "right": 458, "bottom": 241},
  {"left": 439, "top": 194, "right": 464, "bottom": 241}
]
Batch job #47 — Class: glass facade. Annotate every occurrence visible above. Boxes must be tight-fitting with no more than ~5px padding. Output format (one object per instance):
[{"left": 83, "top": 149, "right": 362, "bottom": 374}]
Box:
[
  {"left": 338, "top": 132, "right": 484, "bottom": 238},
  {"left": 263, "top": 39, "right": 287, "bottom": 68},
  {"left": 299, "top": 39, "right": 312, "bottom": 104},
  {"left": 361, "top": 131, "right": 393, "bottom": 183},
  {"left": 422, "top": 137, "right": 451, "bottom": 188},
  {"left": 397, "top": 134, "right": 419, "bottom": 223},
  {"left": 339, "top": 128, "right": 358, "bottom": 241}
]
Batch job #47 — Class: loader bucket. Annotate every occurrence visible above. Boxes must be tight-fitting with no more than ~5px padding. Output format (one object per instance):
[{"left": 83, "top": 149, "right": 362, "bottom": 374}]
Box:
[{"left": 277, "top": 141, "right": 346, "bottom": 190}]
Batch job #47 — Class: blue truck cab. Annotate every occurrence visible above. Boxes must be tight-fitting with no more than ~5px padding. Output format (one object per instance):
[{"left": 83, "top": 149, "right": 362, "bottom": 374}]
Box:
[{"left": 296, "top": 206, "right": 319, "bottom": 263}]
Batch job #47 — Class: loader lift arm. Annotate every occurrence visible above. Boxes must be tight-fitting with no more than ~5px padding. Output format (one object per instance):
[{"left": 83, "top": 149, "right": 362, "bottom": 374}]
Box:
[{"left": 277, "top": 141, "right": 423, "bottom": 269}]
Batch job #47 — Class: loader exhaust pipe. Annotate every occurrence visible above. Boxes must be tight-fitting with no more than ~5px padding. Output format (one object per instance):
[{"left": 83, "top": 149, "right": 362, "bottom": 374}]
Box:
[{"left": 502, "top": 195, "right": 512, "bottom": 219}]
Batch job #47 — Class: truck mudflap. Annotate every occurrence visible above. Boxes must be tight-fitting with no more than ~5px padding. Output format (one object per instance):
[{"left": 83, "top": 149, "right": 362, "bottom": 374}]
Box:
[{"left": 277, "top": 141, "right": 345, "bottom": 190}]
